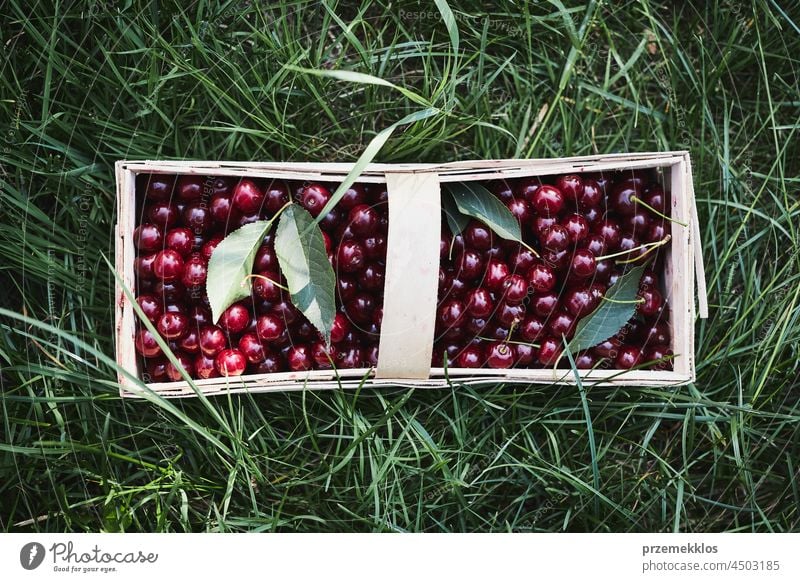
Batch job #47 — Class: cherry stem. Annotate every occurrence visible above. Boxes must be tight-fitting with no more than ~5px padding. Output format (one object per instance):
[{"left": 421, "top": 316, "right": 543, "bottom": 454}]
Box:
[
  {"left": 240, "top": 274, "right": 290, "bottom": 291},
  {"left": 477, "top": 335, "right": 540, "bottom": 349},
  {"left": 601, "top": 296, "right": 645, "bottom": 305},
  {"left": 520, "top": 241, "right": 541, "bottom": 258},
  {"left": 595, "top": 234, "right": 671, "bottom": 262},
  {"left": 630, "top": 196, "right": 688, "bottom": 227}
]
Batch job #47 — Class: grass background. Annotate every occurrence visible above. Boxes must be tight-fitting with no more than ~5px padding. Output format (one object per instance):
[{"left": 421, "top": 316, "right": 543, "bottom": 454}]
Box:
[{"left": 1, "top": 0, "right": 799, "bottom": 532}]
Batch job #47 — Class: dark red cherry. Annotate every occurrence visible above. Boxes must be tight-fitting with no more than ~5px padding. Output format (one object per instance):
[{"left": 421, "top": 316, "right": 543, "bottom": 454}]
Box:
[
  {"left": 136, "top": 295, "right": 162, "bottom": 322},
  {"left": 532, "top": 185, "right": 564, "bottom": 215},
  {"left": 514, "top": 343, "right": 536, "bottom": 366},
  {"left": 337, "top": 275, "right": 358, "bottom": 302},
  {"left": 153, "top": 250, "right": 185, "bottom": 282},
  {"left": 548, "top": 311, "right": 576, "bottom": 339},
  {"left": 157, "top": 312, "right": 188, "bottom": 340},
  {"left": 484, "top": 259, "right": 510, "bottom": 291},
  {"left": 542, "top": 249, "right": 569, "bottom": 272},
  {"left": 253, "top": 271, "right": 282, "bottom": 301},
  {"left": 643, "top": 322, "right": 670, "bottom": 346},
  {"left": 264, "top": 181, "right": 290, "bottom": 215},
  {"left": 638, "top": 288, "right": 663, "bottom": 317},
  {"left": 582, "top": 234, "right": 606, "bottom": 256},
  {"left": 347, "top": 204, "right": 379, "bottom": 236},
  {"left": 644, "top": 345, "right": 673, "bottom": 367},
  {"left": 254, "top": 352, "right": 283, "bottom": 374},
  {"left": 212, "top": 177, "right": 235, "bottom": 197},
  {"left": 644, "top": 184, "right": 666, "bottom": 213},
  {"left": 541, "top": 224, "right": 570, "bottom": 251},
  {"left": 311, "top": 342, "right": 337, "bottom": 368},
  {"left": 555, "top": 174, "right": 584, "bottom": 204},
  {"left": 183, "top": 202, "right": 213, "bottom": 234},
  {"left": 287, "top": 345, "right": 313, "bottom": 371},
  {"left": 194, "top": 354, "right": 220, "bottom": 379},
  {"left": 318, "top": 208, "right": 342, "bottom": 232},
  {"left": 165, "top": 227, "right": 194, "bottom": 257},
  {"left": 361, "top": 234, "right": 387, "bottom": 260},
  {"left": 570, "top": 249, "right": 596, "bottom": 278},
  {"left": 578, "top": 178, "right": 602, "bottom": 208},
  {"left": 519, "top": 316, "right": 546, "bottom": 342},
  {"left": 503, "top": 274, "right": 529, "bottom": 304},
  {"left": 220, "top": 302, "right": 251, "bottom": 334},
  {"left": 199, "top": 325, "right": 228, "bottom": 357},
  {"left": 564, "top": 287, "right": 594, "bottom": 317},
  {"left": 438, "top": 299, "right": 466, "bottom": 328},
  {"left": 176, "top": 175, "right": 204, "bottom": 201},
  {"left": 464, "top": 221, "right": 493, "bottom": 251},
  {"left": 232, "top": 178, "right": 264, "bottom": 214},
  {"left": 533, "top": 216, "right": 558, "bottom": 238},
  {"left": 166, "top": 352, "right": 194, "bottom": 381},
  {"left": 346, "top": 293, "right": 376, "bottom": 324},
  {"left": 457, "top": 344, "right": 484, "bottom": 368},
  {"left": 646, "top": 221, "right": 667, "bottom": 243},
  {"left": 145, "top": 175, "right": 175, "bottom": 201},
  {"left": 456, "top": 249, "right": 484, "bottom": 281},
  {"left": 147, "top": 202, "right": 179, "bottom": 230},
  {"left": 531, "top": 292, "right": 559, "bottom": 317},
  {"left": 178, "top": 329, "right": 200, "bottom": 354},
  {"left": 527, "top": 263, "right": 556, "bottom": 293},
  {"left": 496, "top": 301, "right": 526, "bottom": 327},
  {"left": 486, "top": 342, "right": 514, "bottom": 368},
  {"left": 615, "top": 345, "right": 641, "bottom": 368},
  {"left": 575, "top": 352, "right": 596, "bottom": 369},
  {"left": 253, "top": 244, "right": 277, "bottom": 272},
  {"left": 256, "top": 313, "right": 285, "bottom": 342},
  {"left": 594, "top": 219, "right": 622, "bottom": 250},
  {"left": 135, "top": 253, "right": 157, "bottom": 280},
  {"left": 339, "top": 184, "right": 367, "bottom": 209},
  {"left": 610, "top": 180, "right": 641, "bottom": 216},
  {"left": 135, "top": 329, "right": 162, "bottom": 358},
  {"left": 336, "top": 240, "right": 366, "bottom": 273},
  {"left": 144, "top": 358, "right": 169, "bottom": 383},
  {"left": 337, "top": 344, "right": 364, "bottom": 369},
  {"left": 561, "top": 213, "right": 589, "bottom": 245},
  {"left": 465, "top": 288, "right": 494, "bottom": 318},
  {"left": 537, "top": 337, "right": 562, "bottom": 365},
  {"left": 506, "top": 199, "right": 531, "bottom": 224},
  {"left": 516, "top": 178, "right": 542, "bottom": 203},
  {"left": 509, "top": 247, "right": 538, "bottom": 273},
  {"left": 153, "top": 280, "right": 186, "bottom": 303},
  {"left": 209, "top": 194, "right": 239, "bottom": 226},
  {"left": 358, "top": 262, "right": 385, "bottom": 292},
  {"left": 301, "top": 183, "right": 332, "bottom": 217},
  {"left": 134, "top": 223, "right": 163, "bottom": 252},
  {"left": 201, "top": 236, "right": 223, "bottom": 261},
  {"left": 215, "top": 348, "right": 247, "bottom": 376}
]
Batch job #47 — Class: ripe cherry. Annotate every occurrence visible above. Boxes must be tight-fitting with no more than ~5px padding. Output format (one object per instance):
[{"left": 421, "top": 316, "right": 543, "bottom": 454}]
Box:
[
  {"left": 465, "top": 288, "right": 494, "bottom": 318},
  {"left": 215, "top": 348, "right": 247, "bottom": 376},
  {"left": 456, "top": 249, "right": 484, "bottom": 281},
  {"left": 286, "top": 345, "right": 313, "bottom": 371},
  {"left": 253, "top": 244, "right": 278, "bottom": 272},
  {"left": 503, "top": 274, "right": 529, "bottom": 304},
  {"left": 638, "top": 288, "right": 663, "bottom": 317},
  {"left": 145, "top": 175, "right": 175, "bottom": 201},
  {"left": 336, "top": 240, "right": 366, "bottom": 273},
  {"left": 147, "top": 202, "right": 179, "bottom": 230},
  {"left": 537, "top": 337, "right": 562, "bottom": 365},
  {"left": 301, "top": 183, "right": 332, "bottom": 217},
  {"left": 157, "top": 312, "right": 189, "bottom": 340},
  {"left": 594, "top": 219, "right": 622, "bottom": 250},
  {"left": 555, "top": 174, "right": 584, "bottom": 204},
  {"left": 264, "top": 181, "right": 290, "bottom": 215},
  {"left": 610, "top": 181, "right": 641, "bottom": 216},
  {"left": 201, "top": 236, "right": 223, "bottom": 261},
  {"left": 509, "top": 247, "right": 538, "bottom": 273},
  {"left": 178, "top": 329, "right": 200, "bottom": 354},
  {"left": 561, "top": 213, "right": 589, "bottom": 245},
  {"left": 358, "top": 262, "right": 385, "bottom": 291},
  {"left": 564, "top": 286, "right": 594, "bottom": 317},
  {"left": 458, "top": 344, "right": 484, "bottom": 368},
  {"left": 165, "top": 227, "right": 194, "bottom": 257},
  {"left": 311, "top": 342, "right": 337, "bottom": 368},
  {"left": 256, "top": 313, "right": 285, "bottom": 342},
  {"left": 575, "top": 352, "right": 596, "bottom": 369},
  {"left": 135, "top": 253, "right": 157, "bottom": 279},
  {"left": 578, "top": 178, "right": 602, "bottom": 208},
  {"left": 337, "top": 344, "right": 364, "bottom": 369},
  {"left": 337, "top": 275, "right": 358, "bottom": 302},
  {"left": 347, "top": 204, "right": 380, "bottom": 236},
  {"left": 496, "top": 301, "right": 526, "bottom": 327},
  {"left": 548, "top": 311, "right": 576, "bottom": 339},
  {"left": 527, "top": 263, "right": 556, "bottom": 293},
  {"left": 135, "top": 329, "right": 162, "bottom": 358},
  {"left": 136, "top": 295, "right": 162, "bottom": 322},
  {"left": 363, "top": 234, "right": 387, "bottom": 260},
  {"left": 199, "top": 325, "right": 227, "bottom": 357},
  {"left": 166, "top": 352, "right": 194, "bottom": 381},
  {"left": 209, "top": 194, "right": 239, "bottom": 226},
  {"left": 220, "top": 302, "right": 251, "bottom": 334},
  {"left": 194, "top": 354, "right": 220, "bottom": 379},
  {"left": 484, "top": 259, "right": 510, "bottom": 291},
  {"left": 134, "top": 223, "right": 163, "bottom": 252},
  {"left": 519, "top": 316, "right": 546, "bottom": 342},
  {"left": 615, "top": 345, "right": 641, "bottom": 368},
  {"left": 506, "top": 199, "right": 531, "bottom": 224},
  {"left": 176, "top": 175, "right": 204, "bottom": 201},
  {"left": 339, "top": 184, "right": 367, "bottom": 209},
  {"left": 153, "top": 250, "right": 185, "bottom": 282},
  {"left": 232, "top": 178, "right": 264, "bottom": 214},
  {"left": 145, "top": 358, "right": 169, "bottom": 383},
  {"left": 570, "top": 249, "right": 597, "bottom": 279},
  {"left": 486, "top": 342, "right": 514, "bottom": 368},
  {"left": 531, "top": 292, "right": 559, "bottom": 317},
  {"left": 465, "top": 221, "right": 493, "bottom": 251},
  {"left": 514, "top": 343, "right": 536, "bottom": 366},
  {"left": 346, "top": 293, "right": 376, "bottom": 324},
  {"left": 183, "top": 202, "right": 213, "bottom": 234},
  {"left": 532, "top": 185, "right": 564, "bottom": 215},
  {"left": 541, "top": 224, "right": 570, "bottom": 251},
  {"left": 253, "top": 271, "right": 282, "bottom": 301},
  {"left": 438, "top": 299, "right": 466, "bottom": 328}
]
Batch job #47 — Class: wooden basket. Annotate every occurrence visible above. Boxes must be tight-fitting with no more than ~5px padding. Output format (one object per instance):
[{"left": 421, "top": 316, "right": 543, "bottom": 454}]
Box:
[{"left": 114, "top": 152, "right": 708, "bottom": 398}]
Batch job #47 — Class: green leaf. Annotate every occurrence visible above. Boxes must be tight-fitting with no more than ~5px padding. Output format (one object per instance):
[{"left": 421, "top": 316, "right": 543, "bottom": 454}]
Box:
[
  {"left": 311, "top": 107, "right": 441, "bottom": 225},
  {"left": 566, "top": 264, "right": 647, "bottom": 355},
  {"left": 433, "top": 0, "right": 460, "bottom": 55},
  {"left": 446, "top": 182, "right": 523, "bottom": 242},
  {"left": 275, "top": 205, "right": 336, "bottom": 345},
  {"left": 207, "top": 220, "right": 274, "bottom": 324},
  {"left": 442, "top": 188, "right": 469, "bottom": 236}
]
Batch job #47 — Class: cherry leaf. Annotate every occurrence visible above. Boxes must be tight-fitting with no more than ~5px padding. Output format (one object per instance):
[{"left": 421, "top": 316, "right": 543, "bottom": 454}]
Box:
[
  {"left": 445, "top": 182, "right": 523, "bottom": 243},
  {"left": 207, "top": 220, "right": 274, "bottom": 324},
  {"left": 442, "top": 188, "right": 470, "bottom": 236},
  {"left": 275, "top": 205, "right": 336, "bottom": 345},
  {"left": 566, "top": 264, "right": 647, "bottom": 356}
]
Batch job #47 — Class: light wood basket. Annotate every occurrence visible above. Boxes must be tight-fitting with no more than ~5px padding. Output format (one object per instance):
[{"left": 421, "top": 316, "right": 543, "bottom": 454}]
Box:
[{"left": 115, "top": 152, "right": 708, "bottom": 398}]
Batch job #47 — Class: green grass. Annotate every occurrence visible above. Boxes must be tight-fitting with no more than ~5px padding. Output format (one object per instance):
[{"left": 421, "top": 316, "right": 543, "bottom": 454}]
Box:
[{"left": 1, "top": 0, "right": 799, "bottom": 532}]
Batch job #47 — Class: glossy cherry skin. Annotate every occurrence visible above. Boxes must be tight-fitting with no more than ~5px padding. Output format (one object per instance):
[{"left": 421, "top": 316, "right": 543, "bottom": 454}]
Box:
[
  {"left": 643, "top": 322, "right": 670, "bottom": 346},
  {"left": 220, "top": 303, "right": 251, "bottom": 334},
  {"left": 253, "top": 271, "right": 282, "bottom": 301},
  {"left": 199, "top": 325, "right": 228, "bottom": 357},
  {"left": 147, "top": 202, "right": 179, "bottom": 230},
  {"left": 153, "top": 250, "right": 185, "bottom": 282},
  {"left": 646, "top": 222, "right": 667, "bottom": 243},
  {"left": 531, "top": 292, "right": 559, "bottom": 317},
  {"left": 456, "top": 249, "right": 484, "bottom": 281},
  {"left": 209, "top": 194, "right": 239, "bottom": 227},
  {"left": 561, "top": 213, "right": 589, "bottom": 245},
  {"left": 166, "top": 352, "right": 194, "bottom": 381},
  {"left": 134, "top": 223, "right": 163, "bottom": 252},
  {"left": 163, "top": 227, "right": 193, "bottom": 258},
  {"left": 486, "top": 342, "right": 514, "bottom": 368},
  {"left": 643, "top": 345, "right": 673, "bottom": 368},
  {"left": 516, "top": 178, "right": 542, "bottom": 203},
  {"left": 527, "top": 263, "right": 556, "bottom": 293},
  {"left": 537, "top": 337, "right": 562, "bottom": 365},
  {"left": 187, "top": 306, "right": 210, "bottom": 330},
  {"left": 135, "top": 253, "right": 157, "bottom": 280},
  {"left": 256, "top": 314, "right": 285, "bottom": 342},
  {"left": 578, "top": 178, "right": 602, "bottom": 208},
  {"left": 347, "top": 204, "right": 380, "bottom": 237},
  {"left": 215, "top": 348, "right": 247, "bottom": 376},
  {"left": 555, "top": 174, "right": 584, "bottom": 204},
  {"left": 519, "top": 316, "right": 546, "bottom": 342},
  {"left": 337, "top": 276, "right": 358, "bottom": 302},
  {"left": 509, "top": 247, "right": 538, "bottom": 273},
  {"left": 253, "top": 244, "right": 278, "bottom": 272},
  {"left": 145, "top": 175, "right": 175, "bottom": 201},
  {"left": 548, "top": 311, "right": 576, "bottom": 339},
  {"left": 610, "top": 180, "right": 641, "bottom": 216},
  {"left": 339, "top": 184, "right": 368, "bottom": 209},
  {"left": 194, "top": 354, "right": 220, "bottom": 379},
  {"left": 337, "top": 344, "right": 364, "bottom": 369},
  {"left": 594, "top": 219, "right": 622, "bottom": 250},
  {"left": 465, "top": 288, "right": 494, "bottom": 318},
  {"left": 153, "top": 280, "right": 186, "bottom": 303},
  {"left": 363, "top": 234, "right": 387, "bottom": 260},
  {"left": 200, "top": 236, "right": 223, "bottom": 261},
  {"left": 136, "top": 295, "right": 162, "bottom": 322},
  {"left": 506, "top": 199, "right": 531, "bottom": 224},
  {"left": 438, "top": 299, "right": 466, "bottom": 328},
  {"left": 460, "top": 222, "right": 490, "bottom": 251},
  {"left": 183, "top": 202, "right": 213, "bottom": 234},
  {"left": 336, "top": 240, "right": 366, "bottom": 273},
  {"left": 346, "top": 293, "right": 376, "bottom": 324},
  {"left": 135, "top": 329, "right": 162, "bottom": 358},
  {"left": 541, "top": 224, "right": 570, "bottom": 251},
  {"left": 644, "top": 184, "right": 666, "bottom": 213},
  {"left": 231, "top": 178, "right": 264, "bottom": 214},
  {"left": 638, "top": 288, "right": 663, "bottom": 317},
  {"left": 615, "top": 345, "right": 642, "bottom": 368},
  {"left": 514, "top": 343, "right": 536, "bottom": 366},
  {"left": 575, "top": 352, "right": 596, "bottom": 369},
  {"left": 144, "top": 358, "right": 169, "bottom": 383},
  {"left": 157, "top": 312, "right": 189, "bottom": 340},
  {"left": 582, "top": 234, "right": 606, "bottom": 256},
  {"left": 532, "top": 185, "right": 565, "bottom": 215},
  {"left": 484, "top": 259, "right": 510, "bottom": 291},
  {"left": 533, "top": 216, "right": 558, "bottom": 238},
  {"left": 178, "top": 329, "right": 200, "bottom": 354},
  {"left": 457, "top": 344, "right": 484, "bottom": 368},
  {"left": 496, "top": 301, "right": 526, "bottom": 327},
  {"left": 358, "top": 262, "right": 385, "bottom": 292},
  {"left": 176, "top": 175, "right": 204, "bottom": 201},
  {"left": 564, "top": 286, "right": 594, "bottom": 317},
  {"left": 264, "top": 181, "right": 290, "bottom": 215},
  {"left": 503, "top": 274, "right": 529, "bottom": 304},
  {"left": 570, "top": 249, "right": 597, "bottom": 278},
  {"left": 301, "top": 183, "right": 332, "bottom": 217},
  {"left": 284, "top": 344, "right": 312, "bottom": 371}
]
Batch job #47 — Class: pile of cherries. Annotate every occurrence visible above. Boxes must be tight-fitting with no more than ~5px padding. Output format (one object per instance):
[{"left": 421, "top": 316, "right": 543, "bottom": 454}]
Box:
[
  {"left": 433, "top": 170, "right": 673, "bottom": 370},
  {"left": 133, "top": 175, "right": 388, "bottom": 381},
  {"left": 132, "top": 168, "right": 673, "bottom": 383}
]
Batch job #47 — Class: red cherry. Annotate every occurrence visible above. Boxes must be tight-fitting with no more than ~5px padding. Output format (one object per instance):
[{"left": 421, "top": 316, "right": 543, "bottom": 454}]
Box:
[
  {"left": 215, "top": 348, "right": 247, "bottom": 376},
  {"left": 593, "top": 337, "right": 622, "bottom": 359},
  {"left": 253, "top": 244, "right": 278, "bottom": 272},
  {"left": 363, "top": 234, "right": 387, "bottom": 260},
  {"left": 548, "top": 311, "right": 576, "bottom": 339},
  {"left": 509, "top": 247, "right": 538, "bottom": 273},
  {"left": 643, "top": 345, "right": 673, "bottom": 368},
  {"left": 220, "top": 302, "right": 251, "bottom": 334},
  {"left": 135, "top": 329, "right": 162, "bottom": 358},
  {"left": 578, "top": 178, "right": 602, "bottom": 208},
  {"left": 438, "top": 299, "right": 466, "bottom": 328},
  {"left": 194, "top": 354, "right": 220, "bottom": 379},
  {"left": 456, "top": 249, "right": 485, "bottom": 281},
  {"left": 516, "top": 178, "right": 542, "bottom": 203},
  {"left": 336, "top": 344, "right": 364, "bottom": 368},
  {"left": 256, "top": 313, "right": 285, "bottom": 342},
  {"left": 231, "top": 178, "right": 264, "bottom": 214},
  {"left": 144, "top": 175, "right": 175, "bottom": 201},
  {"left": 164, "top": 227, "right": 194, "bottom": 257},
  {"left": 199, "top": 325, "right": 227, "bottom": 357},
  {"left": 347, "top": 204, "right": 379, "bottom": 237},
  {"left": 638, "top": 288, "right": 663, "bottom": 317},
  {"left": 176, "top": 175, "right": 204, "bottom": 201},
  {"left": 594, "top": 219, "right": 622, "bottom": 250},
  {"left": 533, "top": 216, "right": 558, "bottom": 238},
  {"left": 465, "top": 288, "right": 494, "bottom": 318},
  {"left": 570, "top": 249, "right": 596, "bottom": 278},
  {"left": 502, "top": 274, "right": 529, "bottom": 304},
  {"left": 201, "top": 236, "right": 223, "bottom": 261},
  {"left": 464, "top": 221, "right": 493, "bottom": 251},
  {"left": 134, "top": 223, "right": 163, "bottom": 252},
  {"left": 253, "top": 271, "right": 283, "bottom": 301},
  {"left": 254, "top": 352, "right": 283, "bottom": 373},
  {"left": 144, "top": 358, "right": 169, "bottom": 383},
  {"left": 330, "top": 313, "right": 351, "bottom": 344},
  {"left": 555, "top": 174, "right": 584, "bottom": 204},
  {"left": 178, "top": 329, "right": 200, "bottom": 354},
  {"left": 457, "top": 344, "right": 484, "bottom": 368},
  {"left": 564, "top": 287, "right": 594, "bottom": 317},
  {"left": 496, "top": 301, "right": 526, "bottom": 327},
  {"left": 286, "top": 345, "right": 313, "bottom": 371},
  {"left": 336, "top": 240, "right": 366, "bottom": 273},
  {"left": 575, "top": 352, "right": 596, "bottom": 369},
  {"left": 212, "top": 177, "right": 234, "bottom": 196},
  {"left": 136, "top": 295, "right": 162, "bottom": 322},
  {"left": 183, "top": 202, "right": 213, "bottom": 234},
  {"left": 519, "top": 316, "right": 546, "bottom": 342},
  {"left": 135, "top": 253, "right": 158, "bottom": 280},
  {"left": 582, "top": 234, "right": 606, "bottom": 256},
  {"left": 358, "top": 262, "right": 385, "bottom": 291},
  {"left": 178, "top": 254, "right": 207, "bottom": 289},
  {"left": 486, "top": 342, "right": 514, "bottom": 368},
  {"left": 337, "top": 276, "right": 358, "bottom": 302},
  {"left": 264, "top": 181, "right": 290, "bottom": 215},
  {"left": 646, "top": 221, "right": 667, "bottom": 243},
  {"left": 301, "top": 183, "right": 332, "bottom": 217},
  {"left": 153, "top": 250, "right": 185, "bottom": 282},
  {"left": 209, "top": 194, "right": 240, "bottom": 227},
  {"left": 561, "top": 213, "right": 589, "bottom": 245},
  {"left": 531, "top": 185, "right": 564, "bottom": 215},
  {"left": 484, "top": 259, "right": 510, "bottom": 291},
  {"left": 514, "top": 343, "right": 536, "bottom": 366},
  {"left": 610, "top": 181, "right": 641, "bottom": 216},
  {"left": 541, "top": 224, "right": 570, "bottom": 251},
  {"left": 147, "top": 202, "right": 179, "bottom": 230},
  {"left": 531, "top": 292, "right": 559, "bottom": 317},
  {"left": 157, "top": 312, "right": 189, "bottom": 340},
  {"left": 339, "top": 184, "right": 368, "bottom": 209},
  {"left": 644, "top": 184, "right": 666, "bottom": 213},
  {"left": 527, "top": 263, "right": 556, "bottom": 293},
  {"left": 537, "top": 337, "right": 562, "bottom": 365},
  {"left": 153, "top": 280, "right": 186, "bottom": 303},
  {"left": 238, "top": 333, "right": 267, "bottom": 364},
  {"left": 506, "top": 199, "right": 531, "bottom": 224},
  {"left": 615, "top": 345, "right": 641, "bottom": 368},
  {"left": 346, "top": 293, "right": 375, "bottom": 324},
  {"left": 166, "top": 352, "right": 194, "bottom": 381}
]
